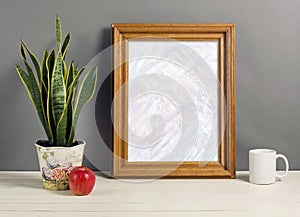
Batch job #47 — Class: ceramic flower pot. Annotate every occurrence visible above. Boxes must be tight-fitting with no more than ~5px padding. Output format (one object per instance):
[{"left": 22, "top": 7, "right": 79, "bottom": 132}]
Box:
[{"left": 35, "top": 140, "right": 85, "bottom": 191}]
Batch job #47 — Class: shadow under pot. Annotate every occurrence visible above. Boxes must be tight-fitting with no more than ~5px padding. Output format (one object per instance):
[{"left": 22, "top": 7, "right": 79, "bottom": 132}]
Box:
[{"left": 35, "top": 140, "right": 85, "bottom": 191}]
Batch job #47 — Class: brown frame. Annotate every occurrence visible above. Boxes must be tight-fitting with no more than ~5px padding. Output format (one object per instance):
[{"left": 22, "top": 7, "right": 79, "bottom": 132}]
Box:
[{"left": 111, "top": 24, "right": 235, "bottom": 178}]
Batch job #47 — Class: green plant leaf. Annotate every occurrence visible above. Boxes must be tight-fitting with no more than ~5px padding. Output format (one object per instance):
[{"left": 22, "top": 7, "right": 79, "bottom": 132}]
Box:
[
  {"left": 61, "top": 33, "right": 70, "bottom": 58},
  {"left": 51, "top": 51, "right": 66, "bottom": 131},
  {"left": 64, "top": 65, "right": 86, "bottom": 146},
  {"left": 16, "top": 64, "right": 51, "bottom": 140},
  {"left": 67, "top": 66, "right": 85, "bottom": 94},
  {"left": 74, "top": 65, "right": 80, "bottom": 77},
  {"left": 40, "top": 50, "right": 53, "bottom": 142},
  {"left": 64, "top": 65, "right": 85, "bottom": 146},
  {"left": 21, "top": 40, "right": 41, "bottom": 84},
  {"left": 46, "top": 50, "right": 55, "bottom": 82},
  {"left": 66, "top": 87, "right": 76, "bottom": 146},
  {"left": 16, "top": 64, "right": 38, "bottom": 108},
  {"left": 46, "top": 50, "right": 56, "bottom": 144},
  {"left": 66, "top": 61, "right": 74, "bottom": 90},
  {"left": 20, "top": 44, "right": 26, "bottom": 60},
  {"left": 63, "top": 60, "right": 67, "bottom": 83},
  {"left": 67, "top": 66, "right": 97, "bottom": 144},
  {"left": 41, "top": 50, "right": 48, "bottom": 90},
  {"left": 56, "top": 87, "right": 73, "bottom": 146},
  {"left": 56, "top": 16, "right": 62, "bottom": 49}
]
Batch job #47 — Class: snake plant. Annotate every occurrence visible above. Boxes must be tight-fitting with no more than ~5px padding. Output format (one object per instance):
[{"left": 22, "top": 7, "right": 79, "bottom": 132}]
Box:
[{"left": 16, "top": 16, "right": 97, "bottom": 146}]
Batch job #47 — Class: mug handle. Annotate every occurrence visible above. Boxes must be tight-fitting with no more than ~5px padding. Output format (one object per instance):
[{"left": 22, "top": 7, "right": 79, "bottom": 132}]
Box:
[{"left": 275, "top": 154, "right": 289, "bottom": 178}]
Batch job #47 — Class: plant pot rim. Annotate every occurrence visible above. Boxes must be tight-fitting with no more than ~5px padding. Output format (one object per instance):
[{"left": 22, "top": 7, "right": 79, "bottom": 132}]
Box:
[{"left": 35, "top": 140, "right": 86, "bottom": 149}]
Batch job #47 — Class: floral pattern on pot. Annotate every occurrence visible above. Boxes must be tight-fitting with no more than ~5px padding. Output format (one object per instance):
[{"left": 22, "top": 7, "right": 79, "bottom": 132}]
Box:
[
  {"left": 42, "top": 160, "right": 73, "bottom": 181},
  {"left": 35, "top": 141, "right": 85, "bottom": 191}
]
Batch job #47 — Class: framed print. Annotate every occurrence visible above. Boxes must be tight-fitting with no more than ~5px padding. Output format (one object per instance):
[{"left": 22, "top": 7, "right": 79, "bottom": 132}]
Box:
[{"left": 111, "top": 24, "right": 235, "bottom": 178}]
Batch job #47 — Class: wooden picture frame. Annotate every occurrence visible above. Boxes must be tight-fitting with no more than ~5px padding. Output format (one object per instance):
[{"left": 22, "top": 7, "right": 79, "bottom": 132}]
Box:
[{"left": 111, "top": 24, "right": 235, "bottom": 178}]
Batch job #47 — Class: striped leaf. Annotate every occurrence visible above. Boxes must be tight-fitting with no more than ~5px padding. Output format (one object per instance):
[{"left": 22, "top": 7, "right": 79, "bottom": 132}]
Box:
[
  {"left": 40, "top": 50, "right": 52, "bottom": 142},
  {"left": 61, "top": 33, "right": 70, "bottom": 59},
  {"left": 46, "top": 50, "right": 55, "bottom": 82},
  {"left": 41, "top": 50, "right": 48, "bottom": 90},
  {"left": 67, "top": 66, "right": 97, "bottom": 145},
  {"left": 16, "top": 64, "right": 51, "bottom": 140},
  {"left": 66, "top": 87, "right": 76, "bottom": 146},
  {"left": 64, "top": 65, "right": 86, "bottom": 145},
  {"left": 51, "top": 51, "right": 66, "bottom": 130},
  {"left": 66, "top": 61, "right": 74, "bottom": 90},
  {"left": 56, "top": 16, "right": 62, "bottom": 49},
  {"left": 20, "top": 44, "right": 26, "bottom": 60},
  {"left": 16, "top": 65, "right": 38, "bottom": 106},
  {"left": 64, "top": 66, "right": 85, "bottom": 145},
  {"left": 74, "top": 67, "right": 85, "bottom": 86},
  {"left": 46, "top": 50, "right": 56, "bottom": 144},
  {"left": 63, "top": 60, "right": 68, "bottom": 83},
  {"left": 74, "top": 65, "right": 79, "bottom": 77},
  {"left": 56, "top": 88, "right": 73, "bottom": 146},
  {"left": 21, "top": 40, "right": 41, "bottom": 84},
  {"left": 67, "top": 66, "right": 85, "bottom": 94}
]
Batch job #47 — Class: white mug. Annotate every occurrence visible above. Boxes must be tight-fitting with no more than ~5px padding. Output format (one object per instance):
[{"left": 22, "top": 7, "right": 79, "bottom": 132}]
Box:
[{"left": 249, "top": 149, "right": 289, "bottom": 185}]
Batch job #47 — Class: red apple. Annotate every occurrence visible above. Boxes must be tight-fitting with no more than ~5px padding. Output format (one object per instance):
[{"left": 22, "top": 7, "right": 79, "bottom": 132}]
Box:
[{"left": 68, "top": 166, "right": 96, "bottom": 196}]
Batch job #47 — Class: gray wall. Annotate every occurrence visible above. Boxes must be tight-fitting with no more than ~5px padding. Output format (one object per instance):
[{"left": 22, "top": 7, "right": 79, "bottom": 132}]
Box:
[{"left": 0, "top": 0, "right": 299, "bottom": 171}]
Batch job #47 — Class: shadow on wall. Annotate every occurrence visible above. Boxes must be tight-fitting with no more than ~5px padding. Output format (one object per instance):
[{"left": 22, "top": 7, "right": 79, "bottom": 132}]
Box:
[{"left": 83, "top": 27, "right": 112, "bottom": 172}]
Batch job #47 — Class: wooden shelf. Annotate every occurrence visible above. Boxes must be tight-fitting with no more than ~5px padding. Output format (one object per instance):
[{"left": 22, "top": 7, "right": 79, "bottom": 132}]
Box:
[{"left": 0, "top": 171, "right": 299, "bottom": 216}]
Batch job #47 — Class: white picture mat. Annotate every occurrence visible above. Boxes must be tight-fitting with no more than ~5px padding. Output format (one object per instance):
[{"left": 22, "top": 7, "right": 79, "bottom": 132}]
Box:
[{"left": 127, "top": 41, "right": 219, "bottom": 162}]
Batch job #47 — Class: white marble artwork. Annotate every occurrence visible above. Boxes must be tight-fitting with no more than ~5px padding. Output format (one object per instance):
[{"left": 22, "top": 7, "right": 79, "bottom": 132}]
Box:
[{"left": 127, "top": 40, "right": 219, "bottom": 162}]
